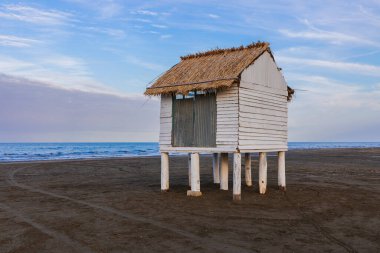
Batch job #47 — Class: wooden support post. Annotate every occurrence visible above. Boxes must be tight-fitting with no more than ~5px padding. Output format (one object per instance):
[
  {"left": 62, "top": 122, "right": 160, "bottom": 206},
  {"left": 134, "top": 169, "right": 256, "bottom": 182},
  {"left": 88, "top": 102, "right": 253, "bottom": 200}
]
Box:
[
  {"left": 188, "top": 153, "right": 191, "bottom": 187},
  {"left": 244, "top": 153, "right": 252, "bottom": 187},
  {"left": 212, "top": 153, "right": 220, "bottom": 184},
  {"left": 233, "top": 152, "right": 241, "bottom": 201},
  {"left": 161, "top": 152, "right": 169, "bottom": 191},
  {"left": 220, "top": 153, "right": 229, "bottom": 190},
  {"left": 278, "top": 151, "right": 286, "bottom": 191},
  {"left": 187, "top": 153, "right": 202, "bottom": 197},
  {"left": 259, "top": 152, "right": 267, "bottom": 194}
]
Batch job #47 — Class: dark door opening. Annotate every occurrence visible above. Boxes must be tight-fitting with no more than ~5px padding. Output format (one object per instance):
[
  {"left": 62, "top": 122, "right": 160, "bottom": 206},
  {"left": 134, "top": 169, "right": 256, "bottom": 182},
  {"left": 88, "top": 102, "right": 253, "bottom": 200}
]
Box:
[{"left": 172, "top": 92, "right": 216, "bottom": 147}]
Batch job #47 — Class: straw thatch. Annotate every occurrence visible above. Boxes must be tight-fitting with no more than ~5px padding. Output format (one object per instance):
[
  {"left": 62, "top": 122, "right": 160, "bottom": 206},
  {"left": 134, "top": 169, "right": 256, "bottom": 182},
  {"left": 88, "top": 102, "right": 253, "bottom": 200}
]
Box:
[{"left": 145, "top": 42, "right": 294, "bottom": 101}]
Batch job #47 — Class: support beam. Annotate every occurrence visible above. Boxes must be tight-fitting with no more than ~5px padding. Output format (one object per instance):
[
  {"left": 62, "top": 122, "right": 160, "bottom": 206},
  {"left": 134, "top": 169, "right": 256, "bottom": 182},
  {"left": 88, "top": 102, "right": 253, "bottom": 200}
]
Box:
[
  {"left": 278, "top": 151, "right": 286, "bottom": 191},
  {"left": 187, "top": 153, "right": 202, "bottom": 197},
  {"left": 220, "top": 153, "right": 229, "bottom": 190},
  {"left": 188, "top": 153, "right": 191, "bottom": 187},
  {"left": 244, "top": 153, "right": 252, "bottom": 187},
  {"left": 259, "top": 152, "right": 267, "bottom": 194},
  {"left": 161, "top": 152, "right": 169, "bottom": 191},
  {"left": 233, "top": 152, "right": 241, "bottom": 201},
  {"left": 212, "top": 153, "right": 220, "bottom": 184}
]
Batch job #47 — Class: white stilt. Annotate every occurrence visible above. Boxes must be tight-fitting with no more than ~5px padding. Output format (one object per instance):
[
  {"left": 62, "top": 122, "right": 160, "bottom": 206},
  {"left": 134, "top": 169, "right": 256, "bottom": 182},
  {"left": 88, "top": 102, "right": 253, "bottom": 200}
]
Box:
[
  {"left": 220, "top": 153, "right": 229, "bottom": 190},
  {"left": 259, "top": 152, "right": 267, "bottom": 194},
  {"left": 161, "top": 152, "right": 169, "bottom": 191},
  {"left": 278, "top": 151, "right": 286, "bottom": 191},
  {"left": 187, "top": 153, "right": 202, "bottom": 197},
  {"left": 233, "top": 152, "right": 241, "bottom": 201},
  {"left": 212, "top": 153, "right": 220, "bottom": 184},
  {"left": 244, "top": 153, "right": 252, "bottom": 187},
  {"left": 188, "top": 153, "right": 191, "bottom": 187}
]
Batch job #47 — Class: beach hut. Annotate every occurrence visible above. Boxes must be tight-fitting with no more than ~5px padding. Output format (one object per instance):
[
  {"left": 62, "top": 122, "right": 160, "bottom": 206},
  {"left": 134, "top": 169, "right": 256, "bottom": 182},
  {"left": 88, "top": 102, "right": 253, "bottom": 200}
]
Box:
[{"left": 145, "top": 42, "right": 294, "bottom": 200}]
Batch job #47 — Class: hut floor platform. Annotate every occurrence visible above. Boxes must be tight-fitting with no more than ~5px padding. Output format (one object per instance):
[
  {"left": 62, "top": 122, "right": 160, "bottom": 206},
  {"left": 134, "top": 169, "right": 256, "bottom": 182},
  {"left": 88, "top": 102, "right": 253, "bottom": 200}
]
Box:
[{"left": 0, "top": 148, "right": 379, "bottom": 252}]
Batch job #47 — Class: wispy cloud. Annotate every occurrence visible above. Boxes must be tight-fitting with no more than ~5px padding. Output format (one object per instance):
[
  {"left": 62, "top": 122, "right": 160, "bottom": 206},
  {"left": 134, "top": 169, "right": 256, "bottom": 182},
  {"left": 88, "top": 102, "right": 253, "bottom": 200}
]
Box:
[
  {"left": 0, "top": 4, "right": 72, "bottom": 25},
  {"left": 151, "top": 24, "right": 167, "bottom": 29},
  {"left": 134, "top": 10, "right": 158, "bottom": 16},
  {"left": 65, "top": 0, "right": 122, "bottom": 18},
  {"left": 278, "top": 56, "right": 380, "bottom": 77},
  {"left": 125, "top": 55, "right": 164, "bottom": 71},
  {"left": 279, "top": 29, "right": 378, "bottom": 46},
  {"left": 287, "top": 74, "right": 380, "bottom": 141},
  {"left": 132, "top": 18, "right": 152, "bottom": 23},
  {"left": 0, "top": 35, "right": 41, "bottom": 47},
  {"left": 82, "top": 26, "right": 126, "bottom": 38},
  {"left": 160, "top": 34, "right": 172, "bottom": 39},
  {"left": 208, "top": 14, "right": 219, "bottom": 19},
  {"left": 0, "top": 54, "right": 123, "bottom": 96}
]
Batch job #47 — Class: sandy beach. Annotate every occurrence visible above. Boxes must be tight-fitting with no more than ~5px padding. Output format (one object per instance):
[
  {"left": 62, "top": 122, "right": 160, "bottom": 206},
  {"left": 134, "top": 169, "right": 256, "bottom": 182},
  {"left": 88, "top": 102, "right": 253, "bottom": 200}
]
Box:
[{"left": 0, "top": 148, "right": 379, "bottom": 252}]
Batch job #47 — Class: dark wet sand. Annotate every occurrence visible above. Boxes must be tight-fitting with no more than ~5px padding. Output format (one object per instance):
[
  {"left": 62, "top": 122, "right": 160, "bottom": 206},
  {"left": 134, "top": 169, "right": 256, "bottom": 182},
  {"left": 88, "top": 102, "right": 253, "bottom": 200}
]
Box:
[{"left": 0, "top": 148, "right": 379, "bottom": 253}]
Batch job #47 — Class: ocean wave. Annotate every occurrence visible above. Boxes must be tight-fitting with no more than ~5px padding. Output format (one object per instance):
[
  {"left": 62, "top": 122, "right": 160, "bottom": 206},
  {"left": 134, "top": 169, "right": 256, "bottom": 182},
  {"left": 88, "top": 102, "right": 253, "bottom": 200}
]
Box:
[{"left": 1, "top": 142, "right": 379, "bottom": 162}]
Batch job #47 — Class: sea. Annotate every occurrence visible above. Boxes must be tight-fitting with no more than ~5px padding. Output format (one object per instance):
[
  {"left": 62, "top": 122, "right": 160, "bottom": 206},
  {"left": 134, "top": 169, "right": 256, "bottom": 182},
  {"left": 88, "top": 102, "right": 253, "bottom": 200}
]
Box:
[{"left": 0, "top": 142, "right": 380, "bottom": 163}]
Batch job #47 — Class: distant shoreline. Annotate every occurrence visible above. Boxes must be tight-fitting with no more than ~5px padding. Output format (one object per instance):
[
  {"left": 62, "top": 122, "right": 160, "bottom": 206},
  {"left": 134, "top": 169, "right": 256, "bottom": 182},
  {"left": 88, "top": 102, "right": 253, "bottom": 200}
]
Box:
[{"left": 1, "top": 146, "right": 380, "bottom": 164}]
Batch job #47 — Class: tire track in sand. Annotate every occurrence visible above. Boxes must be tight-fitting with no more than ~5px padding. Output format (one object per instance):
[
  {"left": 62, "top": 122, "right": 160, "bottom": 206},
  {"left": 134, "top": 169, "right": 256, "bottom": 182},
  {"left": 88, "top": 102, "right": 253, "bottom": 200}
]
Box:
[
  {"left": 284, "top": 189, "right": 357, "bottom": 253},
  {"left": 0, "top": 202, "right": 94, "bottom": 253},
  {"left": 8, "top": 166, "right": 256, "bottom": 253}
]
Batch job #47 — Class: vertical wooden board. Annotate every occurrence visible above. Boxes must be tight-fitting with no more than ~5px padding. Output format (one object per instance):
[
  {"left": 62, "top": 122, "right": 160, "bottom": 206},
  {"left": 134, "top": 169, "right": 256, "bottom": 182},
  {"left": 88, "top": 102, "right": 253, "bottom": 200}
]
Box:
[
  {"left": 244, "top": 153, "right": 252, "bottom": 187},
  {"left": 190, "top": 153, "right": 201, "bottom": 192},
  {"left": 233, "top": 152, "right": 242, "bottom": 200},
  {"left": 216, "top": 86, "right": 239, "bottom": 147},
  {"left": 213, "top": 153, "right": 220, "bottom": 184},
  {"left": 278, "top": 151, "right": 286, "bottom": 190},
  {"left": 161, "top": 152, "right": 169, "bottom": 191},
  {"left": 160, "top": 95, "right": 172, "bottom": 146},
  {"left": 193, "top": 93, "right": 216, "bottom": 147},
  {"left": 172, "top": 97, "right": 194, "bottom": 147},
  {"left": 220, "top": 153, "right": 229, "bottom": 190},
  {"left": 259, "top": 152, "right": 267, "bottom": 194}
]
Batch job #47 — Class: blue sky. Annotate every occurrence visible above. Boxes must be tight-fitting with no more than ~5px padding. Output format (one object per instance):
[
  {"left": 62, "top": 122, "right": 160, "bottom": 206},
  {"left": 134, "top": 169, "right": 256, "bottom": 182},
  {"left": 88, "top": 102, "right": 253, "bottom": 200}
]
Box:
[{"left": 0, "top": 0, "right": 379, "bottom": 142}]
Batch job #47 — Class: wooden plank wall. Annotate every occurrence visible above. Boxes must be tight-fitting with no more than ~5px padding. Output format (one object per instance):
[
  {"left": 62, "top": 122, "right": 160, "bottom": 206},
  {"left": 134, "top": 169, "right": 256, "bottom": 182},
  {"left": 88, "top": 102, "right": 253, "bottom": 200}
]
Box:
[
  {"left": 159, "top": 95, "right": 172, "bottom": 148},
  {"left": 216, "top": 85, "right": 239, "bottom": 148},
  {"left": 239, "top": 51, "right": 288, "bottom": 151}
]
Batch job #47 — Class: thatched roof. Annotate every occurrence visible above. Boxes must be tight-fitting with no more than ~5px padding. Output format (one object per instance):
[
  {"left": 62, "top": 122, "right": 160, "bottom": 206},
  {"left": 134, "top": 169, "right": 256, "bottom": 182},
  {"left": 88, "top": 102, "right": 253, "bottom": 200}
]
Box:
[{"left": 145, "top": 42, "right": 294, "bottom": 101}]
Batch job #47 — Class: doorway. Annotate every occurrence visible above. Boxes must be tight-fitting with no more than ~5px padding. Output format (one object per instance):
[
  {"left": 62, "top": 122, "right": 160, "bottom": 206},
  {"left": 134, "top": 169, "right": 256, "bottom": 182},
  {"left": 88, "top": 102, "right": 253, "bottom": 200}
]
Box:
[{"left": 172, "top": 92, "right": 216, "bottom": 147}]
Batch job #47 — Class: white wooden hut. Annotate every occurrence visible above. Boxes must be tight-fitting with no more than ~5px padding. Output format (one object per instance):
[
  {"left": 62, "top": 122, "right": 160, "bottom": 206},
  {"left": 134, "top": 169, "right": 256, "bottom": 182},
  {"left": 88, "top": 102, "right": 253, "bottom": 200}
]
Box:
[{"left": 145, "top": 42, "right": 294, "bottom": 200}]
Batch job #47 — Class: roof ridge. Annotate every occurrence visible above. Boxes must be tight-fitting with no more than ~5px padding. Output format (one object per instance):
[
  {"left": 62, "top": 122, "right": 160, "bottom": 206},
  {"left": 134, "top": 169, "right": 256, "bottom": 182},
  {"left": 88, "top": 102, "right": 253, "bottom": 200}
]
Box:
[{"left": 180, "top": 41, "right": 269, "bottom": 60}]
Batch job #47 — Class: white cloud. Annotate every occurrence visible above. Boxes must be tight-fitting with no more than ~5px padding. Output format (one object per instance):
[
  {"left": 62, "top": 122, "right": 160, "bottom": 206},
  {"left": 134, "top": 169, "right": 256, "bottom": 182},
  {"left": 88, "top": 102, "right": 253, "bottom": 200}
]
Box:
[
  {"left": 103, "top": 28, "right": 125, "bottom": 38},
  {"left": 0, "top": 4, "right": 72, "bottom": 25},
  {"left": 279, "top": 29, "right": 378, "bottom": 46},
  {"left": 41, "top": 55, "right": 87, "bottom": 71},
  {"left": 133, "top": 18, "right": 152, "bottom": 23},
  {"left": 99, "top": 1, "right": 122, "bottom": 18},
  {"left": 160, "top": 34, "right": 172, "bottom": 39},
  {"left": 0, "top": 56, "right": 35, "bottom": 72},
  {"left": 0, "top": 54, "right": 125, "bottom": 97},
  {"left": 83, "top": 26, "right": 126, "bottom": 38},
  {"left": 145, "top": 31, "right": 160, "bottom": 34},
  {"left": 278, "top": 56, "right": 380, "bottom": 77},
  {"left": 135, "top": 10, "right": 158, "bottom": 16},
  {"left": 151, "top": 24, "right": 167, "bottom": 29},
  {"left": 65, "top": 0, "right": 122, "bottom": 18},
  {"left": 125, "top": 55, "right": 164, "bottom": 71},
  {"left": 0, "top": 35, "right": 41, "bottom": 47},
  {"left": 208, "top": 14, "right": 219, "bottom": 19},
  {"left": 288, "top": 75, "right": 380, "bottom": 141}
]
